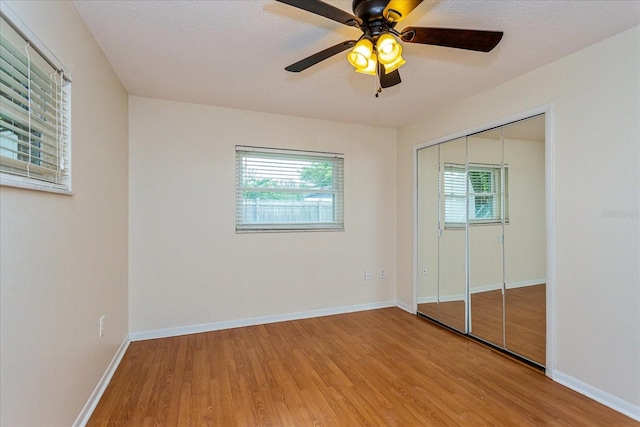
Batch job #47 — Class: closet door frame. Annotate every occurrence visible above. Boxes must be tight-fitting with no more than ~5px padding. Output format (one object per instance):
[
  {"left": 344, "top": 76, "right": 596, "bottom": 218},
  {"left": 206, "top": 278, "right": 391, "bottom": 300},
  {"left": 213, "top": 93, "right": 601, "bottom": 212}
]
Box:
[{"left": 412, "top": 104, "right": 555, "bottom": 377}]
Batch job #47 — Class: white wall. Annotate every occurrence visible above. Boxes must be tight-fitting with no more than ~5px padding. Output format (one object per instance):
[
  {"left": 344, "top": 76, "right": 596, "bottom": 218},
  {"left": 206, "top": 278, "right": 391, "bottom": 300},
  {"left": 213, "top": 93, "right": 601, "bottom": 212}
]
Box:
[
  {"left": 416, "top": 145, "right": 439, "bottom": 302},
  {"left": 0, "top": 1, "right": 129, "bottom": 425},
  {"left": 398, "top": 26, "right": 640, "bottom": 412},
  {"left": 129, "top": 97, "right": 397, "bottom": 333}
]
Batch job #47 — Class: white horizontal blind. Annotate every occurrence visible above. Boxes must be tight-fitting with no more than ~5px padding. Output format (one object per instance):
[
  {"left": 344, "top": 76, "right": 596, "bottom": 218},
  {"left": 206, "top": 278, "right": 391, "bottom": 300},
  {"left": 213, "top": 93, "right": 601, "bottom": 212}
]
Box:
[
  {"left": 0, "top": 13, "right": 71, "bottom": 190},
  {"left": 444, "top": 163, "right": 508, "bottom": 227},
  {"left": 443, "top": 163, "right": 467, "bottom": 227},
  {"left": 503, "top": 166, "right": 509, "bottom": 221},
  {"left": 236, "top": 146, "right": 344, "bottom": 232}
]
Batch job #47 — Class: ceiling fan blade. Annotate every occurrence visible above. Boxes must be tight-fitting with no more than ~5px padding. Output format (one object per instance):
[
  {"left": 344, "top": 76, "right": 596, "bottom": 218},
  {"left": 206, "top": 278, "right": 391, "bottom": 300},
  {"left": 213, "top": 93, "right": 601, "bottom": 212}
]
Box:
[
  {"left": 378, "top": 63, "right": 401, "bottom": 88},
  {"left": 401, "top": 27, "right": 503, "bottom": 52},
  {"left": 285, "top": 40, "right": 357, "bottom": 72},
  {"left": 275, "top": 0, "right": 362, "bottom": 27},
  {"left": 384, "top": 0, "right": 423, "bottom": 22}
]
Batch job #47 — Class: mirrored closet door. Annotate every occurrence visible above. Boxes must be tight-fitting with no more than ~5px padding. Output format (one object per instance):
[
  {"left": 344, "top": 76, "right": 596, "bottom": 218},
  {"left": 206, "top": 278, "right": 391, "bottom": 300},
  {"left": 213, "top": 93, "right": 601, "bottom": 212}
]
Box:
[
  {"left": 468, "top": 128, "right": 505, "bottom": 348},
  {"left": 416, "top": 115, "right": 546, "bottom": 367},
  {"left": 417, "top": 138, "right": 467, "bottom": 334},
  {"left": 503, "top": 115, "right": 547, "bottom": 365},
  {"left": 438, "top": 137, "right": 468, "bottom": 333}
]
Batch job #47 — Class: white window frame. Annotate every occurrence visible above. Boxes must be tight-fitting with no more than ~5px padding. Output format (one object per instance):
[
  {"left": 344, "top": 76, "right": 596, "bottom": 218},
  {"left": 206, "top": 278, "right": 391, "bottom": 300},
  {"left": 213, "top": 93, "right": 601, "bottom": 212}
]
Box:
[
  {"left": 0, "top": 2, "right": 72, "bottom": 194},
  {"left": 236, "top": 146, "right": 344, "bottom": 233},
  {"left": 444, "top": 163, "right": 509, "bottom": 228}
]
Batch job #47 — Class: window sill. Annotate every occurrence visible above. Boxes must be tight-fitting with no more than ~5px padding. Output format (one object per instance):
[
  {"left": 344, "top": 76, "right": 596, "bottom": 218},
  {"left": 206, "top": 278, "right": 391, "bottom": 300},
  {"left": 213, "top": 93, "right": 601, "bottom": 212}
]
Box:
[
  {"left": 1, "top": 175, "right": 73, "bottom": 196},
  {"left": 444, "top": 220, "right": 510, "bottom": 230},
  {"left": 236, "top": 226, "right": 345, "bottom": 234}
]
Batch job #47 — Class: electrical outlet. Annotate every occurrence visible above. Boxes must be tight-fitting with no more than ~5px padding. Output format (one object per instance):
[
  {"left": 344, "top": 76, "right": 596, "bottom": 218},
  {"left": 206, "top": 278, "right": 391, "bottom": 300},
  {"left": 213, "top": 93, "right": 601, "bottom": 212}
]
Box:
[
  {"left": 99, "top": 315, "right": 105, "bottom": 338},
  {"left": 365, "top": 270, "right": 371, "bottom": 280},
  {"left": 422, "top": 266, "right": 427, "bottom": 276},
  {"left": 380, "top": 268, "right": 386, "bottom": 279}
]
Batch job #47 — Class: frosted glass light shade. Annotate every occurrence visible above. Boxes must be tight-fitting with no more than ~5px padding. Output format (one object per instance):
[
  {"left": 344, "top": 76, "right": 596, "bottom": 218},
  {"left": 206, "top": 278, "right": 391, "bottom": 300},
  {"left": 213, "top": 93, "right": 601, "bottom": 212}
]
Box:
[
  {"left": 383, "top": 54, "right": 406, "bottom": 72},
  {"left": 377, "top": 33, "right": 402, "bottom": 65},
  {"left": 355, "top": 53, "right": 377, "bottom": 75},
  {"left": 348, "top": 39, "right": 374, "bottom": 69}
]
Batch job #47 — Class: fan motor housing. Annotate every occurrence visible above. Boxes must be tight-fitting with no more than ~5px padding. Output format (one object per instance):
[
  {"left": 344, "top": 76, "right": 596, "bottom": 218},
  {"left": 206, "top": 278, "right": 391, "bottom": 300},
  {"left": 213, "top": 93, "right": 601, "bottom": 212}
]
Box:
[{"left": 352, "top": 0, "right": 389, "bottom": 21}]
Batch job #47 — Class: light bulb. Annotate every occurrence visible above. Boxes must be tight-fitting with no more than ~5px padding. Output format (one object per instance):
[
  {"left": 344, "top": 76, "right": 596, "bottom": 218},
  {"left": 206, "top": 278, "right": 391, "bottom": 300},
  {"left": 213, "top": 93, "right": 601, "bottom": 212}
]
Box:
[
  {"left": 355, "top": 53, "right": 377, "bottom": 76},
  {"left": 348, "top": 39, "right": 373, "bottom": 69},
  {"left": 377, "top": 33, "right": 402, "bottom": 65},
  {"left": 379, "top": 38, "right": 394, "bottom": 55}
]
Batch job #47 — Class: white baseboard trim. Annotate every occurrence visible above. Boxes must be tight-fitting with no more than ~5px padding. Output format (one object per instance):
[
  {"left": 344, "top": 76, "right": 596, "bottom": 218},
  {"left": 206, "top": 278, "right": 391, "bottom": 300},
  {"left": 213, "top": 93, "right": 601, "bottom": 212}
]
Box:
[
  {"left": 395, "top": 300, "right": 414, "bottom": 313},
  {"left": 470, "top": 279, "right": 546, "bottom": 294},
  {"left": 507, "top": 278, "right": 546, "bottom": 289},
  {"left": 130, "top": 300, "right": 399, "bottom": 341},
  {"left": 439, "top": 293, "right": 465, "bottom": 302},
  {"left": 73, "top": 337, "right": 131, "bottom": 427},
  {"left": 417, "top": 280, "right": 546, "bottom": 303},
  {"left": 470, "top": 283, "right": 503, "bottom": 294},
  {"left": 552, "top": 370, "right": 640, "bottom": 422},
  {"left": 417, "top": 296, "right": 437, "bottom": 304}
]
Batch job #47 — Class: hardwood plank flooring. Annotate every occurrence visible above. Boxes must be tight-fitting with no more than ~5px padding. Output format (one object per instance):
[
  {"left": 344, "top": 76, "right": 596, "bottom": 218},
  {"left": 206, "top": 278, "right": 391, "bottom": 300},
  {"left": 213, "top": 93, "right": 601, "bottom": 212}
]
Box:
[
  {"left": 417, "top": 300, "right": 466, "bottom": 332},
  {"left": 88, "top": 308, "right": 635, "bottom": 426},
  {"left": 505, "top": 284, "right": 546, "bottom": 364},
  {"left": 418, "top": 284, "right": 546, "bottom": 366},
  {"left": 470, "top": 289, "right": 504, "bottom": 348}
]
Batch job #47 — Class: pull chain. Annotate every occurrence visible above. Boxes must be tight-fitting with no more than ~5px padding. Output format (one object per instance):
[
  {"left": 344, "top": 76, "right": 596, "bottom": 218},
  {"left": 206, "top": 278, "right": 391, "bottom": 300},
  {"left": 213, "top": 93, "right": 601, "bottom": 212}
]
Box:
[{"left": 374, "top": 59, "right": 382, "bottom": 97}]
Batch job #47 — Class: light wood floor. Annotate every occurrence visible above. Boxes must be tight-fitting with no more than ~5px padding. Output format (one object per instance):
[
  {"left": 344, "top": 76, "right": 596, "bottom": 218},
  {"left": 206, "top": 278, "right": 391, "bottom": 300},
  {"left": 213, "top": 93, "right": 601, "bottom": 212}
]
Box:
[
  {"left": 505, "top": 284, "right": 546, "bottom": 364},
  {"left": 418, "top": 284, "right": 546, "bottom": 365},
  {"left": 417, "top": 300, "right": 466, "bottom": 332},
  {"left": 470, "top": 288, "right": 504, "bottom": 348},
  {"left": 88, "top": 308, "right": 635, "bottom": 426}
]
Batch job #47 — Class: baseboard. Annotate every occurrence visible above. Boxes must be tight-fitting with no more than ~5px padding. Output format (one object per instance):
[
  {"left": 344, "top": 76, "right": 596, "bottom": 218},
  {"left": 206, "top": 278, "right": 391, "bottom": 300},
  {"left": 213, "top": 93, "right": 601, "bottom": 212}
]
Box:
[
  {"left": 470, "top": 283, "right": 503, "bottom": 294},
  {"left": 439, "top": 293, "right": 465, "bottom": 302},
  {"left": 507, "top": 278, "right": 546, "bottom": 289},
  {"left": 552, "top": 370, "right": 640, "bottom": 422},
  {"left": 129, "top": 300, "right": 398, "bottom": 341},
  {"left": 73, "top": 337, "right": 131, "bottom": 427},
  {"left": 417, "top": 281, "right": 546, "bottom": 303},
  {"left": 416, "top": 296, "right": 437, "bottom": 304},
  {"left": 395, "top": 300, "right": 414, "bottom": 313},
  {"left": 470, "top": 279, "right": 546, "bottom": 294}
]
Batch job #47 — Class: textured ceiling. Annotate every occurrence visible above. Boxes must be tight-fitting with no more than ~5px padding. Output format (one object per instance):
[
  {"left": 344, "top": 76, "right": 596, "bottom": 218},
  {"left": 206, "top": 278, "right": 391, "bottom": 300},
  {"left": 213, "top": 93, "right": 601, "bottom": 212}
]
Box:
[{"left": 71, "top": 0, "right": 639, "bottom": 128}]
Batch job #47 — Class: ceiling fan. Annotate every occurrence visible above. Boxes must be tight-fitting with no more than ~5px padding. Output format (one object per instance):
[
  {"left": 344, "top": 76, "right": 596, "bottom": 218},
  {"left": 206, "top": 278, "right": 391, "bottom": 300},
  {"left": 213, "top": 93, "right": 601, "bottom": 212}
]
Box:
[{"left": 276, "top": 0, "right": 503, "bottom": 92}]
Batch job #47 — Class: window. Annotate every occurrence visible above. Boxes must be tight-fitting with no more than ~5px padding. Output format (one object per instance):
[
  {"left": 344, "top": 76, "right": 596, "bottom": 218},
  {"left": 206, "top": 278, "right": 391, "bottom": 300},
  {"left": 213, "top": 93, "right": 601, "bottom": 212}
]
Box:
[
  {"left": 236, "top": 146, "right": 344, "bottom": 232},
  {"left": 0, "top": 8, "right": 71, "bottom": 193},
  {"left": 444, "top": 163, "right": 508, "bottom": 227}
]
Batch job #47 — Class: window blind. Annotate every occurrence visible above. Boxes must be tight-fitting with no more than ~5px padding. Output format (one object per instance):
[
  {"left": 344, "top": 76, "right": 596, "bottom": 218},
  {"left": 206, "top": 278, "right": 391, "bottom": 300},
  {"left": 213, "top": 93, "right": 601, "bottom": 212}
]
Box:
[
  {"left": 0, "top": 12, "right": 71, "bottom": 191},
  {"left": 443, "top": 163, "right": 467, "bottom": 226},
  {"left": 236, "top": 146, "right": 344, "bottom": 232},
  {"left": 444, "top": 163, "right": 509, "bottom": 227}
]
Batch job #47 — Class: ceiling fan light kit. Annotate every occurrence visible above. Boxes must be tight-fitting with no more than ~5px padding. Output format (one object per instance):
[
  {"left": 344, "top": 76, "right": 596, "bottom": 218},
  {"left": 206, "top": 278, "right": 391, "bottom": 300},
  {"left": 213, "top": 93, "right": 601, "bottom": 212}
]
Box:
[
  {"left": 354, "top": 52, "right": 377, "bottom": 76},
  {"left": 276, "top": 0, "right": 503, "bottom": 93},
  {"left": 377, "top": 33, "right": 401, "bottom": 63},
  {"left": 347, "top": 38, "right": 374, "bottom": 69},
  {"left": 377, "top": 34, "right": 405, "bottom": 72}
]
